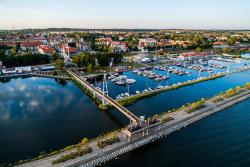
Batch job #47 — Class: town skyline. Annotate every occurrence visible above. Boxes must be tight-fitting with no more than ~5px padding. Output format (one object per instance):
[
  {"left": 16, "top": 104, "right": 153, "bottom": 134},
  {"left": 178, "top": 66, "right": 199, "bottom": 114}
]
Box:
[{"left": 1, "top": 0, "right": 250, "bottom": 30}]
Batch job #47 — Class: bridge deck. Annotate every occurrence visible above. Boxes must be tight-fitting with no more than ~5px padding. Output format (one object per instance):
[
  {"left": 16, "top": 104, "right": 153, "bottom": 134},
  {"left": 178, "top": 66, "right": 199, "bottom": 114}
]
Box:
[{"left": 67, "top": 69, "right": 140, "bottom": 123}]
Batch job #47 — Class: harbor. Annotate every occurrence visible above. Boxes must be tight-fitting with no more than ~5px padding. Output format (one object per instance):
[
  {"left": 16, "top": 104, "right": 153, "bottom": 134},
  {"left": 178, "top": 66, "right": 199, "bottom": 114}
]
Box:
[{"left": 91, "top": 57, "right": 250, "bottom": 100}]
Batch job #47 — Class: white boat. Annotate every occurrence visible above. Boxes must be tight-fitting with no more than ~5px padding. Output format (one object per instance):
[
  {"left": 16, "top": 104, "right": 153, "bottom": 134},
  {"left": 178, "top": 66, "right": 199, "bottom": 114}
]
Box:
[
  {"left": 108, "top": 75, "right": 116, "bottom": 80},
  {"left": 133, "top": 69, "right": 139, "bottom": 73},
  {"left": 161, "top": 76, "right": 169, "bottom": 80},
  {"left": 116, "top": 80, "right": 126, "bottom": 86},
  {"left": 126, "top": 79, "right": 136, "bottom": 84},
  {"left": 157, "top": 85, "right": 163, "bottom": 89},
  {"left": 136, "top": 90, "right": 140, "bottom": 94},
  {"left": 125, "top": 93, "right": 130, "bottom": 97},
  {"left": 155, "top": 77, "right": 161, "bottom": 81},
  {"left": 111, "top": 75, "right": 127, "bottom": 82},
  {"left": 137, "top": 71, "right": 143, "bottom": 75}
]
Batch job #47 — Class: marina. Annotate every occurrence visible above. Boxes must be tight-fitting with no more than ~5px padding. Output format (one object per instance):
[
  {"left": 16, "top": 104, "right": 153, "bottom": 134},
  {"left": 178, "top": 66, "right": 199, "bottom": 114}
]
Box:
[{"left": 91, "top": 58, "right": 250, "bottom": 99}]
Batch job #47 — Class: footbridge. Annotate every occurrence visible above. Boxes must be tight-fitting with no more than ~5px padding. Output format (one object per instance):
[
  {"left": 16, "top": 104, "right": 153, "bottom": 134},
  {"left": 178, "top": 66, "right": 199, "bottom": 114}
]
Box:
[{"left": 67, "top": 68, "right": 140, "bottom": 124}]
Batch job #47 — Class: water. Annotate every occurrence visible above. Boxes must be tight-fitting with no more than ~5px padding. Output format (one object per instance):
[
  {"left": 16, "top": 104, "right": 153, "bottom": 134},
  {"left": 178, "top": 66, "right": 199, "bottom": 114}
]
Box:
[
  {"left": 94, "top": 59, "right": 250, "bottom": 99},
  {"left": 0, "top": 77, "right": 121, "bottom": 164},
  {"left": 104, "top": 98, "right": 250, "bottom": 167},
  {"left": 241, "top": 52, "right": 250, "bottom": 59},
  {"left": 125, "top": 70, "right": 250, "bottom": 118},
  {"left": 1, "top": 67, "right": 250, "bottom": 165}
]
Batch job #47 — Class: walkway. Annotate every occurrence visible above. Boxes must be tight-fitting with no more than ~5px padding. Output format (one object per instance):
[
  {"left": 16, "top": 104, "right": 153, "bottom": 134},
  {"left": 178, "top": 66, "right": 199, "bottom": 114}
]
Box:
[{"left": 67, "top": 68, "right": 140, "bottom": 123}]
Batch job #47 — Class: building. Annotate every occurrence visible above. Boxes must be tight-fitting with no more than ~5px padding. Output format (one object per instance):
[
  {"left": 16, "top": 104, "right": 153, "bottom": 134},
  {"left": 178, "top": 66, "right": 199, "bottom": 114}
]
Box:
[
  {"left": 0, "top": 42, "right": 17, "bottom": 47},
  {"left": 20, "top": 41, "right": 42, "bottom": 51},
  {"left": 60, "top": 45, "right": 78, "bottom": 56},
  {"left": 213, "top": 42, "right": 229, "bottom": 49},
  {"left": 139, "top": 38, "right": 157, "bottom": 47},
  {"left": 41, "top": 65, "right": 55, "bottom": 71},
  {"left": 37, "top": 45, "right": 56, "bottom": 55},
  {"left": 110, "top": 41, "right": 128, "bottom": 53},
  {"left": 178, "top": 51, "right": 216, "bottom": 61}
]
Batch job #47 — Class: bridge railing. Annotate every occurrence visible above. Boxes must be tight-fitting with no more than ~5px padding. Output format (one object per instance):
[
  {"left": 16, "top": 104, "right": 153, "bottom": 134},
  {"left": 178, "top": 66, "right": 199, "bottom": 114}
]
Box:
[{"left": 67, "top": 69, "right": 140, "bottom": 123}]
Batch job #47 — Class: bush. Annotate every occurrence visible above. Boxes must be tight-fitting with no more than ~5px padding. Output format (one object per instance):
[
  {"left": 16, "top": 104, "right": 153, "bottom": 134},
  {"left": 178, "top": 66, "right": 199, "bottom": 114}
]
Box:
[
  {"left": 51, "top": 147, "right": 92, "bottom": 165},
  {"left": 212, "top": 97, "right": 224, "bottom": 103},
  {"left": 81, "top": 138, "right": 89, "bottom": 145},
  {"left": 97, "top": 135, "right": 120, "bottom": 149}
]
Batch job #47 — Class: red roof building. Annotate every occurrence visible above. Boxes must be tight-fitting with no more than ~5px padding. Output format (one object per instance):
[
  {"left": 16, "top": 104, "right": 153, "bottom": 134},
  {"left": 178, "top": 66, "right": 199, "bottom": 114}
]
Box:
[
  {"left": 37, "top": 45, "right": 55, "bottom": 55},
  {"left": 0, "top": 42, "right": 17, "bottom": 47},
  {"left": 178, "top": 51, "right": 216, "bottom": 60},
  {"left": 60, "top": 45, "right": 78, "bottom": 55},
  {"left": 213, "top": 41, "right": 225, "bottom": 46}
]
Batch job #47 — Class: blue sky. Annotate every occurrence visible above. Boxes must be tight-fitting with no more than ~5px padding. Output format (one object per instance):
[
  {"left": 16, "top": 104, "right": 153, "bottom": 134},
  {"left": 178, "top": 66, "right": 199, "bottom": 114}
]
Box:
[{"left": 0, "top": 0, "right": 250, "bottom": 29}]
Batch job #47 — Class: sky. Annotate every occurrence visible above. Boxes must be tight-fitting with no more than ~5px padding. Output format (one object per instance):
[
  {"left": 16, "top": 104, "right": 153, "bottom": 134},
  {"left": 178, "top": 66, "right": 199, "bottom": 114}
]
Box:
[{"left": 0, "top": 0, "right": 250, "bottom": 30}]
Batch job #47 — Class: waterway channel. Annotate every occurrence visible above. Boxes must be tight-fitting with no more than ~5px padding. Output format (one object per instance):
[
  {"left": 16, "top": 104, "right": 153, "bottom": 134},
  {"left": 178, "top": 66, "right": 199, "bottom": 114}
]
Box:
[{"left": 1, "top": 65, "right": 250, "bottom": 165}]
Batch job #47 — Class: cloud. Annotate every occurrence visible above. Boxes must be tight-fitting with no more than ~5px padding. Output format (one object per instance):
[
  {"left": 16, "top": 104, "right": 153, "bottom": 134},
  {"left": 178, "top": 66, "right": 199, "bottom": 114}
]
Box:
[
  {"left": 19, "top": 101, "right": 25, "bottom": 107},
  {"left": 29, "top": 100, "right": 39, "bottom": 107},
  {"left": 18, "top": 84, "right": 27, "bottom": 91}
]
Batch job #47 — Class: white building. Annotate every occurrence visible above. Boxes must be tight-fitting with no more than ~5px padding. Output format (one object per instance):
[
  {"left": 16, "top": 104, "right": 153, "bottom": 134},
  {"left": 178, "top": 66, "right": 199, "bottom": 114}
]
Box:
[{"left": 139, "top": 38, "right": 157, "bottom": 47}]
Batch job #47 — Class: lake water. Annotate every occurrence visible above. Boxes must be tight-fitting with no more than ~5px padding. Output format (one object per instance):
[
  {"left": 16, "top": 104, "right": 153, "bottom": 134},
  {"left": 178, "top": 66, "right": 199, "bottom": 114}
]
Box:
[
  {"left": 104, "top": 98, "right": 250, "bottom": 167},
  {"left": 0, "top": 67, "right": 250, "bottom": 165},
  {"left": 0, "top": 77, "right": 121, "bottom": 164}
]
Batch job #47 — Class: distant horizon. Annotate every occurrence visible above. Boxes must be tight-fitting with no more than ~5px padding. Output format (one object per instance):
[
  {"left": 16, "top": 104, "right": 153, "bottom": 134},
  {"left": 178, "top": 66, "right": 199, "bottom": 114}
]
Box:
[
  {"left": 1, "top": 0, "right": 250, "bottom": 30},
  {"left": 1, "top": 27, "right": 250, "bottom": 31}
]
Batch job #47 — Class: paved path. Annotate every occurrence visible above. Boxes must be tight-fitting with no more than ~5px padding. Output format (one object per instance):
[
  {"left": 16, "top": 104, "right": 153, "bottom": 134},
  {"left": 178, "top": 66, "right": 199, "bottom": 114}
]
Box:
[{"left": 67, "top": 69, "right": 140, "bottom": 123}]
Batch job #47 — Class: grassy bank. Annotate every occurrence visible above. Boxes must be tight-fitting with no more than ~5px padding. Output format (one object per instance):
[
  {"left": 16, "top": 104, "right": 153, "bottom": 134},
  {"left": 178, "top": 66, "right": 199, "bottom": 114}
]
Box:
[
  {"left": 51, "top": 147, "right": 92, "bottom": 165},
  {"left": 97, "top": 132, "right": 120, "bottom": 149},
  {"left": 71, "top": 78, "right": 108, "bottom": 110}
]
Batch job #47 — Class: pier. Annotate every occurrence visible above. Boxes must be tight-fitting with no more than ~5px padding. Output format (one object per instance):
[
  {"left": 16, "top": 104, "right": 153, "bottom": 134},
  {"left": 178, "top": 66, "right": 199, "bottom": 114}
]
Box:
[
  {"left": 66, "top": 68, "right": 140, "bottom": 124},
  {"left": 0, "top": 73, "right": 70, "bottom": 80}
]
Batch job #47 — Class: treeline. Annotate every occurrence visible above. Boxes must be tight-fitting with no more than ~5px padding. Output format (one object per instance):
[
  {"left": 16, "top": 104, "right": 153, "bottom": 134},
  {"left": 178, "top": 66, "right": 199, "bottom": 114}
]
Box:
[
  {"left": 0, "top": 51, "right": 49, "bottom": 67},
  {"left": 72, "top": 52, "right": 123, "bottom": 68}
]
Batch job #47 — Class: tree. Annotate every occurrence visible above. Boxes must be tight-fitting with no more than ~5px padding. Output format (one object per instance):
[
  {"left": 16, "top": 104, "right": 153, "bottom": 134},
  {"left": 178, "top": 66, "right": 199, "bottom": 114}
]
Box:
[
  {"left": 72, "top": 52, "right": 95, "bottom": 68},
  {"left": 11, "top": 46, "right": 17, "bottom": 55},
  {"left": 52, "top": 53, "right": 59, "bottom": 61},
  {"left": 223, "top": 48, "right": 229, "bottom": 54},
  {"left": 81, "top": 138, "right": 89, "bottom": 145},
  {"left": 87, "top": 64, "right": 93, "bottom": 73},
  {"left": 195, "top": 47, "right": 202, "bottom": 53},
  {"left": 95, "top": 64, "right": 101, "bottom": 71},
  {"left": 55, "top": 59, "right": 64, "bottom": 70}
]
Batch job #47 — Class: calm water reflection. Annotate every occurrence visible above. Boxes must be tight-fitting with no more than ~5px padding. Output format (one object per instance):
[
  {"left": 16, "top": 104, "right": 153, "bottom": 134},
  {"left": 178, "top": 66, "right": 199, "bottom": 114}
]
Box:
[
  {"left": 1, "top": 68, "right": 250, "bottom": 165},
  {"left": 0, "top": 77, "right": 121, "bottom": 164}
]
